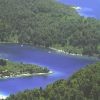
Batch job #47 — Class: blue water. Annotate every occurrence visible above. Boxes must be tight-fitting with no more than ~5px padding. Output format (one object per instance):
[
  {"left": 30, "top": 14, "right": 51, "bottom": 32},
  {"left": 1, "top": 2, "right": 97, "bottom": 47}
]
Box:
[
  {"left": 58, "top": 0, "right": 100, "bottom": 19},
  {"left": 0, "top": 44, "right": 98, "bottom": 96}
]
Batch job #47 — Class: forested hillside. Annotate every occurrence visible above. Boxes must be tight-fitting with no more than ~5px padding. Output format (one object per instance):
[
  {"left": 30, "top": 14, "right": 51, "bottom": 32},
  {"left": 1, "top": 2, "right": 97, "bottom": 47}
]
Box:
[
  {"left": 6, "top": 62, "right": 100, "bottom": 100},
  {"left": 0, "top": 0, "right": 100, "bottom": 56}
]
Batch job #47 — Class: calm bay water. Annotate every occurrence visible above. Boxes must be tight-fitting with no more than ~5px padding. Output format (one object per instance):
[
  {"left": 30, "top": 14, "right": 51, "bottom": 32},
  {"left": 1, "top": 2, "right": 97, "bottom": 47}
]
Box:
[
  {"left": 0, "top": 0, "right": 99, "bottom": 97},
  {"left": 0, "top": 43, "right": 98, "bottom": 96},
  {"left": 58, "top": 0, "right": 100, "bottom": 19}
]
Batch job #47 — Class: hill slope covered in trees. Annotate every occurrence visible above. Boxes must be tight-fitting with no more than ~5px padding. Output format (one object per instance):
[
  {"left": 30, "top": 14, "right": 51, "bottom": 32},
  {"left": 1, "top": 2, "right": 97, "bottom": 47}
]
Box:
[
  {"left": 6, "top": 62, "right": 100, "bottom": 100},
  {"left": 0, "top": 0, "right": 100, "bottom": 56}
]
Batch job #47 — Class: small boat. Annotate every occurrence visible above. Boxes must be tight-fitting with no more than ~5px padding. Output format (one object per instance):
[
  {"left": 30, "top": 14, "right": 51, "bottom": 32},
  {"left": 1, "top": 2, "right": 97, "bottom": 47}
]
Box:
[
  {"left": 21, "top": 44, "right": 23, "bottom": 47},
  {"left": 48, "top": 51, "right": 51, "bottom": 53}
]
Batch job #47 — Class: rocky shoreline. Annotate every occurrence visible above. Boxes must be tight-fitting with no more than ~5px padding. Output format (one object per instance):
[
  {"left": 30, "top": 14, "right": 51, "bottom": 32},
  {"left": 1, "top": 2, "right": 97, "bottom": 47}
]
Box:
[
  {"left": 0, "top": 71, "right": 53, "bottom": 80},
  {"left": 49, "top": 47, "right": 83, "bottom": 56}
]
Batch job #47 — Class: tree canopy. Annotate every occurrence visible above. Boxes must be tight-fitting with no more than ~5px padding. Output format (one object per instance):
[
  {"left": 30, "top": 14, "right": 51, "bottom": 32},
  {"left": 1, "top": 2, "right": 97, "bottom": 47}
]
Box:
[
  {"left": 0, "top": 0, "right": 100, "bottom": 56},
  {"left": 6, "top": 62, "right": 100, "bottom": 100}
]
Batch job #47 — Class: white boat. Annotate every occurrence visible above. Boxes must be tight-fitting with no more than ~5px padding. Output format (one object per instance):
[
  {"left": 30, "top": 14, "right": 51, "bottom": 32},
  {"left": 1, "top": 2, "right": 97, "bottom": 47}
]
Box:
[
  {"left": 21, "top": 44, "right": 23, "bottom": 47},
  {"left": 48, "top": 51, "right": 51, "bottom": 53}
]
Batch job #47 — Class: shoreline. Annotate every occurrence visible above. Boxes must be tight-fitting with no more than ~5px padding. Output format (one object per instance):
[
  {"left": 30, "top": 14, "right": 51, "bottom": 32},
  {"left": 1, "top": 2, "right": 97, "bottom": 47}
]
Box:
[
  {"left": 49, "top": 47, "right": 83, "bottom": 56},
  {"left": 0, "top": 71, "right": 53, "bottom": 99},
  {"left": 0, "top": 42, "right": 99, "bottom": 59},
  {"left": 49, "top": 47, "right": 100, "bottom": 60},
  {"left": 0, "top": 42, "right": 83, "bottom": 56},
  {"left": 0, "top": 71, "right": 53, "bottom": 80},
  {"left": 0, "top": 42, "right": 100, "bottom": 60},
  {"left": 0, "top": 42, "right": 90, "bottom": 57}
]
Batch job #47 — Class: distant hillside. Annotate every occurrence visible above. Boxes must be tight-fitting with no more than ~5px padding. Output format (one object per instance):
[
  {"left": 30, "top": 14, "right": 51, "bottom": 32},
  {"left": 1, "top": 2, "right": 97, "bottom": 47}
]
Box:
[
  {"left": 6, "top": 62, "right": 100, "bottom": 100},
  {"left": 0, "top": 0, "right": 100, "bottom": 56}
]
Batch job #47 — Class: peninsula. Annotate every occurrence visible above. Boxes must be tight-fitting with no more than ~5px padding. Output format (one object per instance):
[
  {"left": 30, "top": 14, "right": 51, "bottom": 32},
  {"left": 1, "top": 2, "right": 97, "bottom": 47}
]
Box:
[{"left": 0, "top": 59, "right": 51, "bottom": 79}]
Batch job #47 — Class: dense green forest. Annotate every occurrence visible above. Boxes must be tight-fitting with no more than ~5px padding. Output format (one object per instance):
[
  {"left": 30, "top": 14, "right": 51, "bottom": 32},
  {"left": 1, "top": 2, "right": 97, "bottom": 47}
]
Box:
[
  {"left": 0, "top": 59, "right": 49, "bottom": 78},
  {"left": 6, "top": 62, "right": 100, "bottom": 100},
  {"left": 0, "top": 0, "right": 100, "bottom": 56},
  {"left": 0, "top": 0, "right": 100, "bottom": 99}
]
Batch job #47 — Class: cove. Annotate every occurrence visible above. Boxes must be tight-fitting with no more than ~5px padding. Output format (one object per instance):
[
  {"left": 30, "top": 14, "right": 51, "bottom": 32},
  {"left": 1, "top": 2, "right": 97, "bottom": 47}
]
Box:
[{"left": 0, "top": 43, "right": 98, "bottom": 96}]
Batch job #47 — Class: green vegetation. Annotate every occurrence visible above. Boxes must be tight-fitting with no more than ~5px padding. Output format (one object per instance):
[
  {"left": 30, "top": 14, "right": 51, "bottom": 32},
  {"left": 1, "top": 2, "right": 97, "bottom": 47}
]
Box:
[
  {"left": 0, "top": 1, "right": 99, "bottom": 99},
  {"left": 0, "top": 59, "right": 49, "bottom": 79},
  {"left": 0, "top": 0, "right": 100, "bottom": 57},
  {"left": 0, "top": 59, "right": 7, "bottom": 66},
  {"left": 51, "top": 44, "right": 83, "bottom": 55},
  {"left": 6, "top": 62, "right": 100, "bottom": 100}
]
